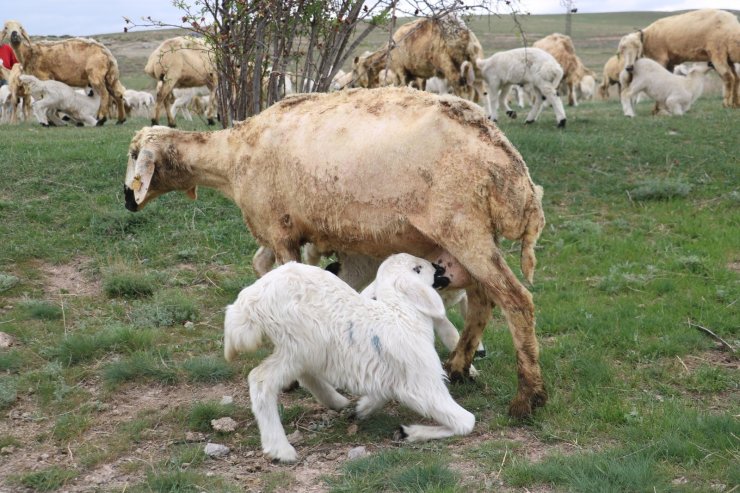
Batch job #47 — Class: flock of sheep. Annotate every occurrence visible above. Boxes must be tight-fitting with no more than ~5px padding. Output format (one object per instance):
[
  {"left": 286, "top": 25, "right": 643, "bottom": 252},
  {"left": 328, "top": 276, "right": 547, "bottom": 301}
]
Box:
[{"left": 4, "top": 9, "right": 740, "bottom": 463}]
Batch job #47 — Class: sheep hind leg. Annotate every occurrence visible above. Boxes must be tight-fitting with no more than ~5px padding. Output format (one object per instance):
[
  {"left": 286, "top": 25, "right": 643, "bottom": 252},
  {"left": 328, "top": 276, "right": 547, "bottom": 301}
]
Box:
[
  {"left": 445, "top": 282, "right": 491, "bottom": 382},
  {"left": 248, "top": 356, "right": 299, "bottom": 463},
  {"left": 399, "top": 388, "right": 474, "bottom": 442},
  {"left": 355, "top": 395, "right": 388, "bottom": 420},
  {"left": 298, "top": 374, "right": 350, "bottom": 411}
]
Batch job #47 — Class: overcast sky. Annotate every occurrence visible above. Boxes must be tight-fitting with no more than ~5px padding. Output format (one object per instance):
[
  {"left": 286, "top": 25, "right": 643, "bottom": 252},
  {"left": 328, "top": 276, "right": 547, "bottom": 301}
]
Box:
[{"left": 1, "top": 0, "right": 737, "bottom": 37}]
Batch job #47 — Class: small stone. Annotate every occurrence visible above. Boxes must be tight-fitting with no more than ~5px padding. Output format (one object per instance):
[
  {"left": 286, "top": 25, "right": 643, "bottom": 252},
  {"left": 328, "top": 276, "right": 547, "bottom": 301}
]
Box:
[
  {"left": 204, "top": 443, "right": 230, "bottom": 457},
  {"left": 347, "top": 423, "right": 358, "bottom": 436},
  {"left": 672, "top": 477, "right": 688, "bottom": 485},
  {"left": 206, "top": 471, "right": 215, "bottom": 477},
  {"left": 185, "top": 431, "right": 206, "bottom": 442},
  {"left": 287, "top": 430, "right": 303, "bottom": 444},
  {"left": 0, "top": 332, "right": 15, "bottom": 348},
  {"left": 211, "top": 417, "right": 238, "bottom": 433},
  {"left": 220, "top": 395, "right": 233, "bottom": 405},
  {"left": 347, "top": 446, "right": 367, "bottom": 460},
  {"left": 184, "top": 321, "right": 195, "bottom": 329},
  {"left": 1, "top": 446, "right": 16, "bottom": 455},
  {"left": 39, "top": 453, "right": 50, "bottom": 460}
]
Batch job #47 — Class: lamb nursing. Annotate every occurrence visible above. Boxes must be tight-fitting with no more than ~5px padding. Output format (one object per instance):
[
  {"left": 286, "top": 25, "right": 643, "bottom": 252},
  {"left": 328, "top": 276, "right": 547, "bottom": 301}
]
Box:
[
  {"left": 224, "top": 253, "right": 475, "bottom": 463},
  {"left": 123, "top": 87, "right": 547, "bottom": 418}
]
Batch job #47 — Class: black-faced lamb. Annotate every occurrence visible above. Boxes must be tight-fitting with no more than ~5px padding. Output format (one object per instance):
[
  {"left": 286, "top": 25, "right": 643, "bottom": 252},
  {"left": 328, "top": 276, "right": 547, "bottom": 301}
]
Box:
[{"left": 224, "top": 253, "right": 475, "bottom": 463}]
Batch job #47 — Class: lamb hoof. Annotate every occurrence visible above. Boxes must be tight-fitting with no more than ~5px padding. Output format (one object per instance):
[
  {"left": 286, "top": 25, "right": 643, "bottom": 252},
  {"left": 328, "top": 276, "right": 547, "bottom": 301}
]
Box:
[
  {"left": 40, "top": 123, "right": 49, "bottom": 127},
  {"left": 474, "top": 349, "right": 487, "bottom": 359},
  {"left": 207, "top": 118, "right": 215, "bottom": 126},
  {"left": 506, "top": 110, "right": 517, "bottom": 119},
  {"left": 76, "top": 122, "right": 84, "bottom": 127},
  {"left": 557, "top": 119, "right": 566, "bottom": 129},
  {"left": 96, "top": 117, "right": 107, "bottom": 126},
  {"left": 282, "top": 380, "right": 300, "bottom": 392},
  {"left": 524, "top": 120, "right": 534, "bottom": 125},
  {"left": 61, "top": 115, "right": 71, "bottom": 122},
  {"left": 394, "top": 426, "right": 408, "bottom": 441}
]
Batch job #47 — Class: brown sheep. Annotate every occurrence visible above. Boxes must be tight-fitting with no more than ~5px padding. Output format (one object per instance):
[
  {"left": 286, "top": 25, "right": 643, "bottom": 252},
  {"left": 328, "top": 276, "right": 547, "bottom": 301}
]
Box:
[
  {"left": 352, "top": 15, "right": 482, "bottom": 101},
  {"left": 2, "top": 62, "right": 29, "bottom": 123},
  {"left": 617, "top": 9, "right": 740, "bottom": 108},
  {"left": 533, "top": 33, "right": 588, "bottom": 106},
  {"left": 144, "top": 36, "right": 218, "bottom": 128},
  {"left": 1, "top": 20, "right": 126, "bottom": 125},
  {"left": 599, "top": 54, "right": 624, "bottom": 100},
  {"left": 122, "top": 87, "right": 548, "bottom": 418}
]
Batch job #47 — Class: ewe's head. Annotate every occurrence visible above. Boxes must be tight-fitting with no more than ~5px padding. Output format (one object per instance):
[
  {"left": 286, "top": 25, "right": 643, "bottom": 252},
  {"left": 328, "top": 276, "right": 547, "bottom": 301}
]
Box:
[
  {"left": 1, "top": 21, "right": 30, "bottom": 46},
  {"left": 374, "top": 253, "right": 447, "bottom": 320},
  {"left": 123, "top": 126, "right": 197, "bottom": 212},
  {"left": 351, "top": 55, "right": 376, "bottom": 88},
  {"left": 617, "top": 32, "right": 643, "bottom": 73}
]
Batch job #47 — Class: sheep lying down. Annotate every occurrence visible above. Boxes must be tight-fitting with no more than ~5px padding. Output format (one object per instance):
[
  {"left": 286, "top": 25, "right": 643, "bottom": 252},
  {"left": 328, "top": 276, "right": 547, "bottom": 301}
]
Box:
[{"left": 224, "top": 253, "right": 475, "bottom": 463}]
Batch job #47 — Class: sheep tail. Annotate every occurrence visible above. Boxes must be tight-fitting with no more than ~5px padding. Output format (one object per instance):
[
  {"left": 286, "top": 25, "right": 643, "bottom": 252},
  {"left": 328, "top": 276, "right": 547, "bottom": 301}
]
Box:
[
  {"left": 223, "top": 289, "right": 264, "bottom": 361},
  {"left": 520, "top": 185, "right": 544, "bottom": 285}
]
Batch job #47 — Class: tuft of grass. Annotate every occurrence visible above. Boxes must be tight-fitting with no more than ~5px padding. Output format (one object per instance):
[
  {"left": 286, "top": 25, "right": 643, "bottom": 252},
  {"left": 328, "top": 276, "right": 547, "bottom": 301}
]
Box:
[
  {"left": 0, "top": 273, "right": 19, "bottom": 292},
  {"left": 186, "top": 400, "right": 237, "bottom": 432},
  {"left": 182, "top": 356, "right": 234, "bottom": 383},
  {"left": 20, "top": 300, "right": 63, "bottom": 320},
  {"left": 16, "top": 467, "right": 77, "bottom": 492},
  {"left": 103, "top": 271, "right": 156, "bottom": 298},
  {"left": 52, "top": 412, "right": 91, "bottom": 442},
  {"left": 130, "top": 290, "right": 198, "bottom": 328},
  {"left": 102, "top": 351, "right": 179, "bottom": 387},
  {"left": 629, "top": 179, "right": 692, "bottom": 201},
  {"left": 137, "top": 470, "right": 205, "bottom": 493},
  {"left": 52, "top": 325, "right": 156, "bottom": 366},
  {"left": 0, "top": 376, "right": 18, "bottom": 409},
  {"left": 167, "top": 444, "right": 208, "bottom": 469},
  {"left": 0, "top": 350, "right": 24, "bottom": 372},
  {"left": 262, "top": 471, "right": 295, "bottom": 493}
]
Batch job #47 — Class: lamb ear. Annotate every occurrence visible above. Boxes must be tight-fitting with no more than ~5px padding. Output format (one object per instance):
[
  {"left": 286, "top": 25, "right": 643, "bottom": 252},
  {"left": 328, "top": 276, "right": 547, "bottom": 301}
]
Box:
[
  {"left": 131, "top": 149, "right": 156, "bottom": 205},
  {"left": 185, "top": 186, "right": 198, "bottom": 200},
  {"left": 394, "top": 275, "right": 446, "bottom": 320}
]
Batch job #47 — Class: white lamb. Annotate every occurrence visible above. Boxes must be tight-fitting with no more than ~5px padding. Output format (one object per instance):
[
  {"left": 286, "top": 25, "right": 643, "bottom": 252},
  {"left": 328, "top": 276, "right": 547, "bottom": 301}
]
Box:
[
  {"left": 224, "top": 253, "right": 475, "bottom": 463},
  {"left": 476, "top": 47, "right": 567, "bottom": 128},
  {"left": 19, "top": 74, "right": 97, "bottom": 126},
  {"left": 123, "top": 89, "right": 155, "bottom": 118},
  {"left": 621, "top": 58, "right": 712, "bottom": 117}
]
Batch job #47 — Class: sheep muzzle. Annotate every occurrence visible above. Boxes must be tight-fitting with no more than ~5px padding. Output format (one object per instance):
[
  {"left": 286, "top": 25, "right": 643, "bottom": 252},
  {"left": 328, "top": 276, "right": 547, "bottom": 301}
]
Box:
[
  {"left": 10, "top": 31, "right": 21, "bottom": 44},
  {"left": 124, "top": 185, "right": 138, "bottom": 212},
  {"left": 432, "top": 263, "right": 450, "bottom": 289}
]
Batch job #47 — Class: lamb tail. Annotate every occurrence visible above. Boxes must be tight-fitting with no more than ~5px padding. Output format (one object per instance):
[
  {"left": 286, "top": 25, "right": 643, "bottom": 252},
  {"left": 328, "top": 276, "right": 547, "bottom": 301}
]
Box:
[{"left": 223, "top": 290, "right": 264, "bottom": 361}]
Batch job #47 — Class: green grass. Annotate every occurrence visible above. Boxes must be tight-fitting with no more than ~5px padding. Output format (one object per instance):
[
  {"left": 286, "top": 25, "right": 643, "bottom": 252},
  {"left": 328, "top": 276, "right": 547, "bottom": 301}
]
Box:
[{"left": 1, "top": 12, "right": 739, "bottom": 491}]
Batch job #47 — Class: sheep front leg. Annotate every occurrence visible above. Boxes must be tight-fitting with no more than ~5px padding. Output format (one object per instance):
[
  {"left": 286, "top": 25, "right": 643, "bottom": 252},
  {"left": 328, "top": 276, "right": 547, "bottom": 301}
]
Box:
[
  {"left": 88, "top": 78, "right": 109, "bottom": 126},
  {"left": 486, "top": 81, "right": 500, "bottom": 122},
  {"left": 249, "top": 358, "right": 298, "bottom": 463},
  {"left": 499, "top": 83, "right": 517, "bottom": 119},
  {"left": 398, "top": 385, "right": 475, "bottom": 442}
]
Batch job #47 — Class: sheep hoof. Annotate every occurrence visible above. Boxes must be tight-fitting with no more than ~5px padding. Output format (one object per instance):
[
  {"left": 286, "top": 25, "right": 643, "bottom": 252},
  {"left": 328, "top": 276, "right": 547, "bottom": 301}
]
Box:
[
  {"left": 325, "top": 262, "right": 341, "bottom": 276},
  {"left": 116, "top": 119, "right": 126, "bottom": 125},
  {"left": 61, "top": 115, "right": 71, "bottom": 122},
  {"left": 207, "top": 118, "right": 216, "bottom": 126},
  {"left": 444, "top": 363, "right": 474, "bottom": 383},
  {"left": 506, "top": 110, "right": 517, "bottom": 119},
  {"left": 96, "top": 117, "right": 107, "bottom": 126},
  {"left": 508, "top": 397, "right": 533, "bottom": 419},
  {"left": 524, "top": 120, "right": 534, "bottom": 125},
  {"left": 150, "top": 119, "right": 158, "bottom": 125},
  {"left": 474, "top": 349, "right": 487, "bottom": 359},
  {"left": 557, "top": 119, "right": 566, "bottom": 129},
  {"left": 168, "top": 123, "right": 177, "bottom": 128},
  {"left": 76, "top": 122, "right": 84, "bottom": 127},
  {"left": 393, "top": 426, "right": 408, "bottom": 441}
]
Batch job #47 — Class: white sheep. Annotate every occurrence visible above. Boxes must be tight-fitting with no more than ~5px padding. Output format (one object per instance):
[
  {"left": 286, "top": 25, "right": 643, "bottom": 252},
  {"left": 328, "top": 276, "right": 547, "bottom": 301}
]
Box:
[
  {"left": 476, "top": 47, "right": 567, "bottom": 128},
  {"left": 620, "top": 58, "right": 712, "bottom": 117},
  {"left": 224, "top": 253, "right": 475, "bottom": 463},
  {"left": 576, "top": 74, "right": 596, "bottom": 101},
  {"left": 19, "top": 74, "right": 97, "bottom": 126},
  {"left": 123, "top": 89, "right": 155, "bottom": 118}
]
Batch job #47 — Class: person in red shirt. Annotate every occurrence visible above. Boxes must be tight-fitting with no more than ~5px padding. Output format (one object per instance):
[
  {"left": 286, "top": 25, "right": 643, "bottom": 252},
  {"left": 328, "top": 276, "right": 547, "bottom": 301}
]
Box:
[{"left": 0, "top": 43, "right": 19, "bottom": 86}]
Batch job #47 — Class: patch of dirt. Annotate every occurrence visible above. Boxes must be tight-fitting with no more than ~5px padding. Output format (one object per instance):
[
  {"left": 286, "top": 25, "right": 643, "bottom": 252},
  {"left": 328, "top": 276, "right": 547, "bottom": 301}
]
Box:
[
  {"left": 727, "top": 261, "right": 740, "bottom": 273},
  {"left": 38, "top": 257, "right": 101, "bottom": 298}
]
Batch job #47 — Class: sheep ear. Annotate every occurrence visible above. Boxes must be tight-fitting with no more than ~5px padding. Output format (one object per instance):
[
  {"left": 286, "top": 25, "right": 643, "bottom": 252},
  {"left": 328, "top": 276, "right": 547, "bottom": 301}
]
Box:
[
  {"left": 131, "top": 149, "right": 156, "bottom": 204},
  {"left": 185, "top": 186, "right": 197, "bottom": 201},
  {"left": 395, "top": 275, "right": 446, "bottom": 320}
]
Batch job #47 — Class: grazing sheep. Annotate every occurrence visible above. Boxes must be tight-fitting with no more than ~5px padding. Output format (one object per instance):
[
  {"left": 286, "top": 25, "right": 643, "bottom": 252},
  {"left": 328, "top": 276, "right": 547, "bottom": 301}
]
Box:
[
  {"left": 576, "top": 73, "right": 596, "bottom": 101},
  {"left": 599, "top": 54, "right": 624, "bottom": 100},
  {"left": 352, "top": 14, "right": 482, "bottom": 101},
  {"left": 476, "top": 47, "right": 567, "bottom": 127},
  {"left": 123, "top": 87, "right": 547, "bottom": 418},
  {"left": 620, "top": 58, "right": 711, "bottom": 117},
  {"left": 224, "top": 254, "right": 475, "bottom": 462},
  {"left": 533, "top": 33, "right": 587, "bottom": 106},
  {"left": 617, "top": 9, "right": 740, "bottom": 108},
  {"left": 1, "top": 20, "right": 126, "bottom": 125},
  {"left": 144, "top": 36, "right": 217, "bottom": 127},
  {"left": 20, "top": 74, "right": 98, "bottom": 126}
]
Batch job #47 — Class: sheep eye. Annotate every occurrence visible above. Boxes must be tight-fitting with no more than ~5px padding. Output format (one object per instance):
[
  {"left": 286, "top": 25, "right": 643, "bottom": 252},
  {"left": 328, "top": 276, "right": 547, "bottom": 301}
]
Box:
[
  {"left": 130, "top": 150, "right": 138, "bottom": 160},
  {"left": 413, "top": 265, "right": 422, "bottom": 274}
]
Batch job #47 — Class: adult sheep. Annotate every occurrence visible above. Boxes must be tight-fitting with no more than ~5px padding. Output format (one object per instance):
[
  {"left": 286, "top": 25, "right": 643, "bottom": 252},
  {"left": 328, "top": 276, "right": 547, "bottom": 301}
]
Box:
[
  {"left": 617, "top": 9, "right": 740, "bottom": 108},
  {"left": 352, "top": 15, "right": 483, "bottom": 101},
  {"left": 1, "top": 20, "right": 126, "bottom": 125},
  {"left": 599, "top": 54, "right": 624, "bottom": 100},
  {"left": 144, "top": 36, "right": 217, "bottom": 127},
  {"left": 122, "top": 87, "right": 547, "bottom": 418},
  {"left": 533, "top": 33, "right": 586, "bottom": 106}
]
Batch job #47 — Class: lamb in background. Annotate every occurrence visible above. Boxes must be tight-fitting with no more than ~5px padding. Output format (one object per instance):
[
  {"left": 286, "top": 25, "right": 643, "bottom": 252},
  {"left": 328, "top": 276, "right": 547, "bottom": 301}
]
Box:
[
  {"left": 620, "top": 58, "right": 712, "bottom": 117},
  {"left": 476, "top": 47, "right": 567, "bottom": 127},
  {"left": 1, "top": 20, "right": 126, "bottom": 124},
  {"left": 123, "top": 89, "right": 155, "bottom": 118},
  {"left": 20, "top": 74, "right": 98, "bottom": 126},
  {"left": 224, "top": 254, "right": 475, "bottom": 463}
]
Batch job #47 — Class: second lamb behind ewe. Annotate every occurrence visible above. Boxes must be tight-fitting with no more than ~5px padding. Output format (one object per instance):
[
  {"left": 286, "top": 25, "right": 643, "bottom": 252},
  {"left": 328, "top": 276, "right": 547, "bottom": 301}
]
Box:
[
  {"left": 224, "top": 253, "right": 475, "bottom": 463},
  {"left": 20, "top": 74, "right": 98, "bottom": 126},
  {"left": 620, "top": 58, "right": 712, "bottom": 117}
]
